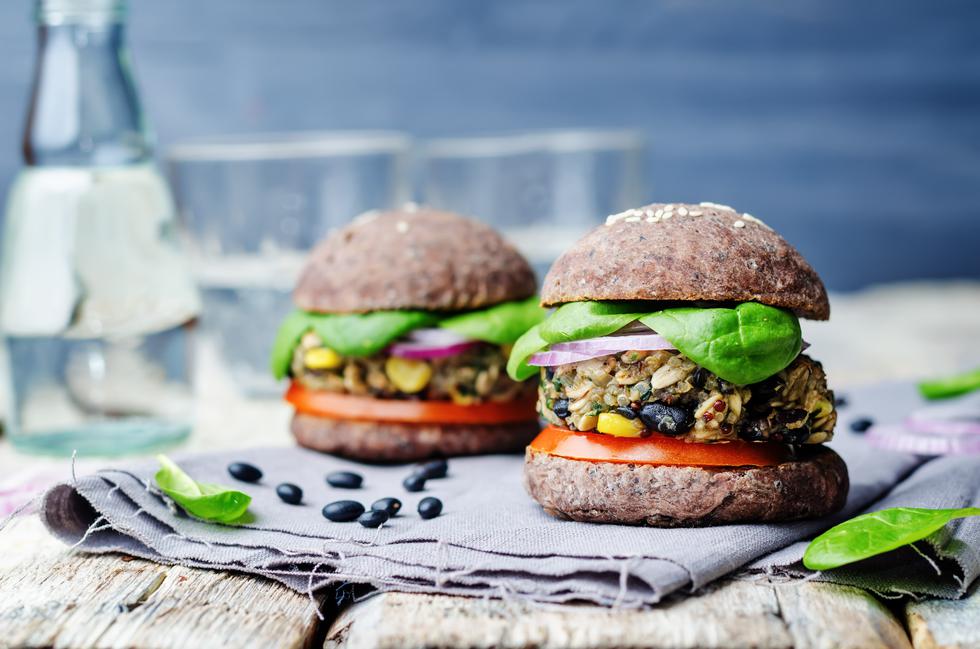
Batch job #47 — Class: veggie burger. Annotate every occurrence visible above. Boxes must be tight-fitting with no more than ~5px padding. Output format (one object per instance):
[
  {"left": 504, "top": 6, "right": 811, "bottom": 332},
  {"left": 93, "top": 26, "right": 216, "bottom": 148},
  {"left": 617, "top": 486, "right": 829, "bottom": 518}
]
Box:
[
  {"left": 508, "top": 202, "right": 848, "bottom": 526},
  {"left": 272, "top": 207, "right": 545, "bottom": 461}
]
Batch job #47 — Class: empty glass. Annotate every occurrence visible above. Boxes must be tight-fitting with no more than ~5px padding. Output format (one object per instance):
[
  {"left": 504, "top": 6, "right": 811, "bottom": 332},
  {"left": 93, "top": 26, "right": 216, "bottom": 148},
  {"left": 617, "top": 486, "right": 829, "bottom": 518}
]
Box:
[
  {"left": 169, "top": 132, "right": 411, "bottom": 395},
  {"left": 419, "top": 130, "right": 648, "bottom": 278}
]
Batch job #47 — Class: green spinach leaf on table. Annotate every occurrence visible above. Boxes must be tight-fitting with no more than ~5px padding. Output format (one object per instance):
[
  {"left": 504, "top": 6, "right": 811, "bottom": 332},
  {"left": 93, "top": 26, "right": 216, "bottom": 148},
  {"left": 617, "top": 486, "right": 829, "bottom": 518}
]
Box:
[{"left": 919, "top": 367, "right": 980, "bottom": 400}]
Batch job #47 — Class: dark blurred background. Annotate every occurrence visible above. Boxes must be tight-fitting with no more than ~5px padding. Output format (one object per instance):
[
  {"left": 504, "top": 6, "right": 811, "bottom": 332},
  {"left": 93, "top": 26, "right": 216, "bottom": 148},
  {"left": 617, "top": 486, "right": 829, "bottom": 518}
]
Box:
[{"left": 1, "top": 0, "right": 978, "bottom": 290}]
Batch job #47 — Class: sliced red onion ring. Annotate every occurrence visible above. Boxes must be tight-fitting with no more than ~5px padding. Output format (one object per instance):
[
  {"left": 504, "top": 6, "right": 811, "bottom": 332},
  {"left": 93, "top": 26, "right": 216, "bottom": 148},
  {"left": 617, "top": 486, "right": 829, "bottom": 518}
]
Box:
[
  {"left": 528, "top": 350, "right": 606, "bottom": 367},
  {"left": 529, "top": 333, "right": 675, "bottom": 367},
  {"left": 389, "top": 340, "right": 479, "bottom": 360},
  {"left": 406, "top": 327, "right": 472, "bottom": 346},
  {"left": 903, "top": 417, "right": 980, "bottom": 437},
  {"left": 388, "top": 327, "right": 479, "bottom": 359},
  {"left": 867, "top": 424, "right": 980, "bottom": 455},
  {"left": 550, "top": 334, "right": 676, "bottom": 354}
]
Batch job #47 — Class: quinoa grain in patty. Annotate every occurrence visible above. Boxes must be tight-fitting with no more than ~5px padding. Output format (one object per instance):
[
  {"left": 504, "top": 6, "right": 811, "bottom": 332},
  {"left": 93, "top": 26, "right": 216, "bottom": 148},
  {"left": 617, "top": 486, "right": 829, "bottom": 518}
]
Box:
[
  {"left": 293, "top": 332, "right": 532, "bottom": 404},
  {"left": 538, "top": 350, "right": 835, "bottom": 444}
]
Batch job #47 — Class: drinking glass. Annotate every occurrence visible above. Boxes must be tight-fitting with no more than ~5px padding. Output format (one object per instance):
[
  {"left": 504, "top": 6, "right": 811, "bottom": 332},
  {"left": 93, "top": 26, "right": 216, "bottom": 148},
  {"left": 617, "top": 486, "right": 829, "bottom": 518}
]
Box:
[
  {"left": 419, "top": 130, "right": 648, "bottom": 279},
  {"left": 169, "top": 132, "right": 411, "bottom": 395}
]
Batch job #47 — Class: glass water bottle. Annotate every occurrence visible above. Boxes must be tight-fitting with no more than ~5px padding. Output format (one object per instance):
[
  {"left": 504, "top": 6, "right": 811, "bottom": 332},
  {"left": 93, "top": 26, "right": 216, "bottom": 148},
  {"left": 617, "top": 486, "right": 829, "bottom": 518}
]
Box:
[{"left": 0, "top": 0, "right": 200, "bottom": 456}]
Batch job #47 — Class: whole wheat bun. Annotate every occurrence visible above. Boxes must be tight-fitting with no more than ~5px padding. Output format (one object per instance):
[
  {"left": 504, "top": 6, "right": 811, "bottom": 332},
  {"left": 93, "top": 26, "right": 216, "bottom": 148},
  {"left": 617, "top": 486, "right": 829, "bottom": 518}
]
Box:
[
  {"left": 540, "top": 202, "right": 830, "bottom": 320},
  {"left": 291, "top": 413, "right": 538, "bottom": 462},
  {"left": 294, "top": 207, "right": 536, "bottom": 314},
  {"left": 524, "top": 445, "right": 848, "bottom": 526}
]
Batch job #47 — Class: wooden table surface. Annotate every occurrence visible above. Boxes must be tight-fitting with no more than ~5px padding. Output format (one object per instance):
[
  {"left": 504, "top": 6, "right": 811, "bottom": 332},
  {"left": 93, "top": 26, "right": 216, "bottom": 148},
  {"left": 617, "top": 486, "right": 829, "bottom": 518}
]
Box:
[{"left": 1, "top": 281, "right": 978, "bottom": 649}]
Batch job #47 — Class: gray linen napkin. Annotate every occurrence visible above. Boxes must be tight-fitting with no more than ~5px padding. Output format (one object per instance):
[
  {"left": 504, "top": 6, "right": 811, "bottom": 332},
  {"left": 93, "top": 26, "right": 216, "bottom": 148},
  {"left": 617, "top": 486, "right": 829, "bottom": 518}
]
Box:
[{"left": 40, "top": 382, "right": 979, "bottom": 606}]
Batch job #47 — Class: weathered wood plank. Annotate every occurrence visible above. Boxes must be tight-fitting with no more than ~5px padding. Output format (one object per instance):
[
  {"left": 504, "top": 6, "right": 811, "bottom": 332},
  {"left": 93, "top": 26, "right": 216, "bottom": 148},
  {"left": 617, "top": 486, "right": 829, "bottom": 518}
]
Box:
[
  {"left": 0, "top": 519, "right": 322, "bottom": 649},
  {"left": 906, "top": 585, "right": 980, "bottom": 649},
  {"left": 773, "top": 581, "right": 912, "bottom": 649},
  {"left": 324, "top": 579, "right": 911, "bottom": 649}
]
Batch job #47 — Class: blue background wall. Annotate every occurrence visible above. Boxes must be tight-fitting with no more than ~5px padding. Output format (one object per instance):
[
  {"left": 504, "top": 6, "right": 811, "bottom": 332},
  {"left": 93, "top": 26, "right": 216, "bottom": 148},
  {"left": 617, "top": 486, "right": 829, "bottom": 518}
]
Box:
[{"left": 0, "top": 0, "right": 978, "bottom": 290}]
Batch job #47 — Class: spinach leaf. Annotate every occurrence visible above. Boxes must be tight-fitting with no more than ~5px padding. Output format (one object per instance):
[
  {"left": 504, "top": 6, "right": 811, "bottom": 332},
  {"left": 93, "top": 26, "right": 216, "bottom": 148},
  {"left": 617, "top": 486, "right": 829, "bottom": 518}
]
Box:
[
  {"left": 154, "top": 455, "right": 252, "bottom": 524},
  {"left": 270, "top": 310, "right": 316, "bottom": 380},
  {"left": 803, "top": 507, "right": 980, "bottom": 571},
  {"left": 308, "top": 310, "right": 439, "bottom": 357},
  {"left": 269, "top": 309, "right": 439, "bottom": 378},
  {"left": 506, "top": 299, "right": 644, "bottom": 381},
  {"left": 506, "top": 323, "right": 549, "bottom": 381},
  {"left": 919, "top": 367, "right": 980, "bottom": 400},
  {"left": 640, "top": 302, "right": 801, "bottom": 385},
  {"left": 537, "top": 301, "right": 646, "bottom": 344},
  {"left": 440, "top": 296, "right": 546, "bottom": 345}
]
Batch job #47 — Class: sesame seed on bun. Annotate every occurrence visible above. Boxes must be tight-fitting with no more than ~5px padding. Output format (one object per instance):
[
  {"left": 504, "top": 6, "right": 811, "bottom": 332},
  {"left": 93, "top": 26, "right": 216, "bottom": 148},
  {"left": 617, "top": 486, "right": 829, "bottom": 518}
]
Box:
[{"left": 540, "top": 202, "right": 830, "bottom": 320}]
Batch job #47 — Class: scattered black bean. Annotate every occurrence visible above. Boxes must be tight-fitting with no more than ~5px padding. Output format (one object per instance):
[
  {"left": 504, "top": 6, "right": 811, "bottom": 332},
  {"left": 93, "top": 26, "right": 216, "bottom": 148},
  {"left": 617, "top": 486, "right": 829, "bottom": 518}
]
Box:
[
  {"left": 322, "top": 500, "right": 365, "bottom": 522},
  {"left": 850, "top": 417, "right": 874, "bottom": 433},
  {"left": 415, "top": 458, "right": 448, "bottom": 480},
  {"left": 403, "top": 474, "right": 427, "bottom": 492},
  {"left": 834, "top": 394, "right": 848, "bottom": 408},
  {"left": 227, "top": 462, "right": 262, "bottom": 483},
  {"left": 552, "top": 398, "right": 570, "bottom": 419},
  {"left": 614, "top": 406, "right": 637, "bottom": 420},
  {"left": 418, "top": 497, "right": 443, "bottom": 519},
  {"left": 638, "top": 402, "right": 693, "bottom": 436},
  {"left": 276, "top": 483, "right": 303, "bottom": 505},
  {"left": 358, "top": 510, "right": 389, "bottom": 528},
  {"left": 326, "top": 471, "right": 363, "bottom": 489},
  {"left": 371, "top": 497, "right": 402, "bottom": 516}
]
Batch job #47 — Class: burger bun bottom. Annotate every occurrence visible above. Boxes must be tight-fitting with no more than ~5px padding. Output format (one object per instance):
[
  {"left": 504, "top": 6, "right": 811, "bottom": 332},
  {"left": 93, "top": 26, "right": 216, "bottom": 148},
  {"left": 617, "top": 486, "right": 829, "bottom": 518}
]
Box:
[
  {"left": 524, "top": 445, "right": 848, "bottom": 527},
  {"left": 292, "top": 413, "right": 538, "bottom": 462}
]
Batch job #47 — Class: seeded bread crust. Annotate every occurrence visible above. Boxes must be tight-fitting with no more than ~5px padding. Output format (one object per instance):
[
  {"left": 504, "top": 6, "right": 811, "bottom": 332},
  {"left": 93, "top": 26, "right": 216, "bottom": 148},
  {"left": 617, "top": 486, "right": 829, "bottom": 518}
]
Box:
[
  {"left": 291, "top": 413, "right": 538, "bottom": 462},
  {"left": 523, "top": 445, "right": 848, "bottom": 526},
  {"left": 294, "top": 207, "right": 537, "bottom": 314},
  {"left": 540, "top": 202, "right": 830, "bottom": 320}
]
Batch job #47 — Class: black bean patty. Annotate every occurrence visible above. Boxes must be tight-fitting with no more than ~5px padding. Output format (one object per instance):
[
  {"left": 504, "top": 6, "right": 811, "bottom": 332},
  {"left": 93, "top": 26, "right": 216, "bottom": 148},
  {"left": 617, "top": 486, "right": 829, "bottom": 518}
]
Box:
[
  {"left": 538, "top": 351, "right": 835, "bottom": 444},
  {"left": 292, "top": 332, "right": 532, "bottom": 404}
]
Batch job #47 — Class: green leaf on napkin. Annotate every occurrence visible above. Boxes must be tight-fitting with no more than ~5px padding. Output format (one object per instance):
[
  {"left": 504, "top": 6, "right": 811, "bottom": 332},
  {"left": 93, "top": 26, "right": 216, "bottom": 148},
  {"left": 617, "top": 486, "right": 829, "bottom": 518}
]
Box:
[
  {"left": 803, "top": 506, "right": 980, "bottom": 571},
  {"left": 155, "top": 455, "right": 252, "bottom": 523}
]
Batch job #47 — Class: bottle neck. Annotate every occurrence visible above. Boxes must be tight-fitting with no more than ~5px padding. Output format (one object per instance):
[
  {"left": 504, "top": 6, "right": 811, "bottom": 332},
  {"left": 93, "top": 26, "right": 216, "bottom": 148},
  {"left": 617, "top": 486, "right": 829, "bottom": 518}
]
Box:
[{"left": 23, "top": 11, "right": 152, "bottom": 167}]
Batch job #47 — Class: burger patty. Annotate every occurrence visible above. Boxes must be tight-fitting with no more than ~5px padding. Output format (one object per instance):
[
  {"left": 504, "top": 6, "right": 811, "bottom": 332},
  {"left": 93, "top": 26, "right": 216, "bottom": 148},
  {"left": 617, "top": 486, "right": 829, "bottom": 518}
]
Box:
[
  {"left": 538, "top": 351, "right": 836, "bottom": 444},
  {"left": 291, "top": 332, "right": 532, "bottom": 403}
]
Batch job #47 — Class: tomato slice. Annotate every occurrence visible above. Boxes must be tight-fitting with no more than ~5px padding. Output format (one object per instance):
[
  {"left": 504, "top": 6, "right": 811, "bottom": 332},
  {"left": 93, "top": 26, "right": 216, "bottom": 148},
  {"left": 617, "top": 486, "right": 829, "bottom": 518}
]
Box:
[
  {"left": 285, "top": 382, "right": 537, "bottom": 425},
  {"left": 530, "top": 425, "right": 792, "bottom": 467}
]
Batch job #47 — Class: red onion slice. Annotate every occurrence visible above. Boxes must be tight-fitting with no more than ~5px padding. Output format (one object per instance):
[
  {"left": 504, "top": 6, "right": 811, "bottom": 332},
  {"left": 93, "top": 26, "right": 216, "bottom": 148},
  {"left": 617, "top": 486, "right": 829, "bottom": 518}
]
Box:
[
  {"left": 406, "top": 327, "right": 472, "bottom": 346},
  {"left": 389, "top": 340, "right": 480, "bottom": 360},
  {"left": 529, "top": 333, "right": 675, "bottom": 367},
  {"left": 867, "top": 424, "right": 980, "bottom": 455},
  {"left": 549, "top": 334, "right": 676, "bottom": 354},
  {"left": 904, "top": 417, "right": 980, "bottom": 437},
  {"left": 387, "top": 327, "right": 479, "bottom": 359},
  {"left": 528, "top": 350, "right": 606, "bottom": 367}
]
